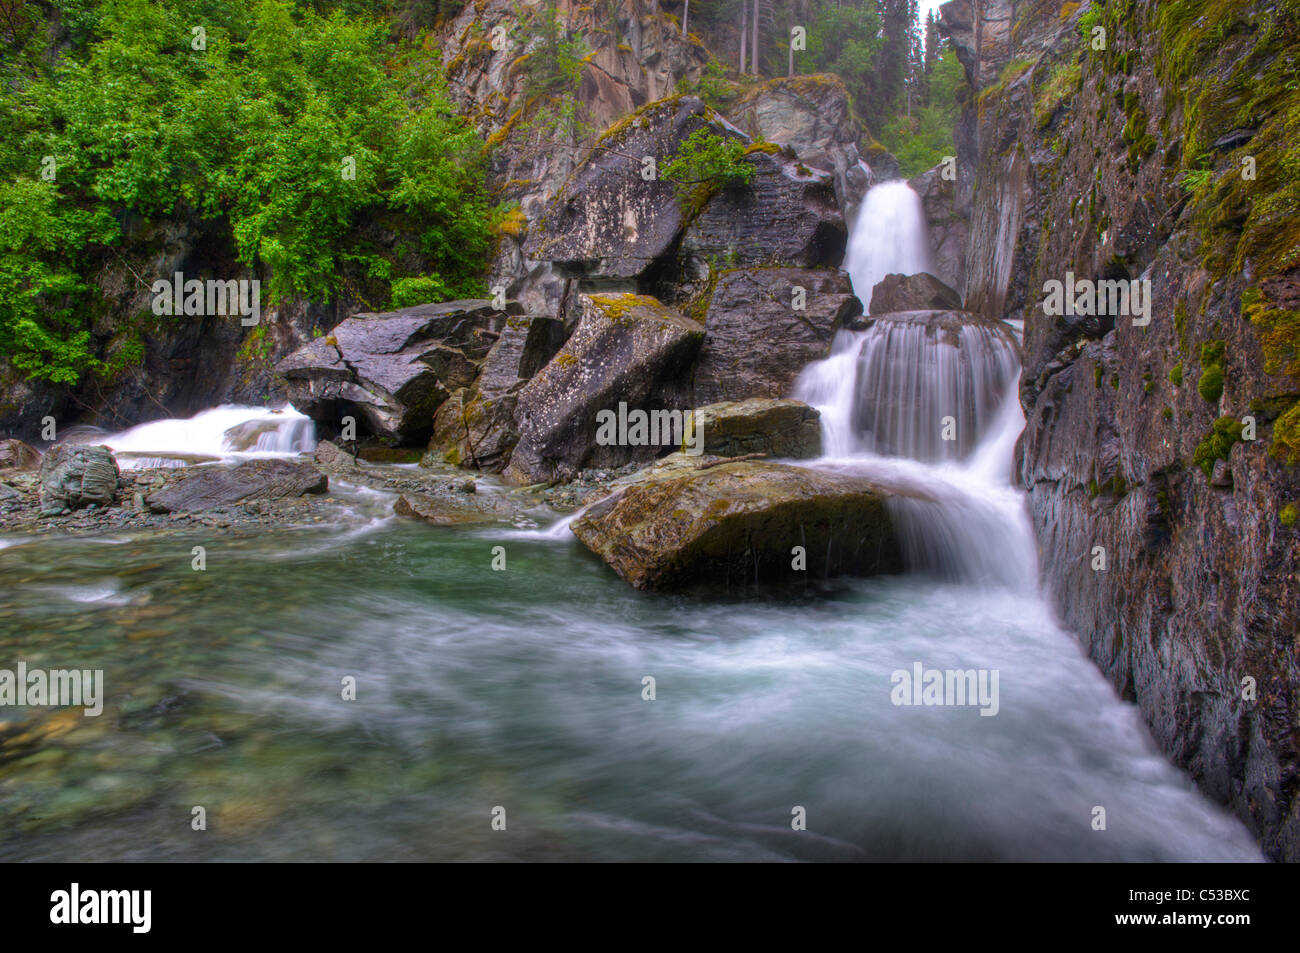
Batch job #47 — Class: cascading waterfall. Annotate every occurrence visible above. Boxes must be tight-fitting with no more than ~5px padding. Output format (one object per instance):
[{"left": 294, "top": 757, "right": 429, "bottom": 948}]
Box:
[
  {"left": 795, "top": 181, "right": 1034, "bottom": 589},
  {"left": 96, "top": 404, "right": 316, "bottom": 468},
  {"left": 842, "top": 180, "right": 933, "bottom": 307}
]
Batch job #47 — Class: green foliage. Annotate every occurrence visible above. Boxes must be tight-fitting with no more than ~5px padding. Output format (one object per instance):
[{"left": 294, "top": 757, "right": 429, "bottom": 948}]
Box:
[
  {"left": 879, "top": 47, "right": 963, "bottom": 177},
  {"left": 662, "top": 128, "right": 756, "bottom": 209},
  {"left": 1169, "top": 362, "right": 1183, "bottom": 386},
  {"left": 1193, "top": 416, "right": 1244, "bottom": 478},
  {"left": 390, "top": 276, "right": 460, "bottom": 309},
  {"left": 1281, "top": 502, "right": 1299, "bottom": 527},
  {"left": 516, "top": 0, "right": 586, "bottom": 100},
  {"left": 0, "top": 0, "right": 489, "bottom": 384},
  {"left": 1078, "top": 6, "right": 1103, "bottom": 39},
  {"left": 804, "top": 3, "right": 885, "bottom": 115}
]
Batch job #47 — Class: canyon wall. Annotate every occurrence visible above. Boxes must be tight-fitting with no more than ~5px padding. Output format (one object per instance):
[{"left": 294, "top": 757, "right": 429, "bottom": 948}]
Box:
[{"left": 943, "top": 0, "right": 1300, "bottom": 859}]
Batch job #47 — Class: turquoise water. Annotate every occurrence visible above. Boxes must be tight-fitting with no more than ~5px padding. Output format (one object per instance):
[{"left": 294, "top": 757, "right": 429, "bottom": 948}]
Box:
[{"left": 0, "top": 482, "right": 1262, "bottom": 861}]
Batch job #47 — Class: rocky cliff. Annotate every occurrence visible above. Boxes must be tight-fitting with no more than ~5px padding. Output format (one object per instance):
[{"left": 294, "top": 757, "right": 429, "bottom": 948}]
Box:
[{"left": 944, "top": 0, "right": 1300, "bottom": 859}]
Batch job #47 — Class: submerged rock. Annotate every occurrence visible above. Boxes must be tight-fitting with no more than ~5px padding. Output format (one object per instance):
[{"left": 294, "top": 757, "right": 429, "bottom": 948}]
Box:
[
  {"left": 687, "top": 399, "right": 823, "bottom": 459},
  {"left": 570, "top": 460, "right": 903, "bottom": 590},
  {"left": 868, "top": 272, "right": 964, "bottom": 315},
  {"left": 503, "top": 294, "right": 704, "bottom": 485},
  {"left": 39, "top": 445, "right": 119, "bottom": 515},
  {"left": 392, "top": 490, "right": 518, "bottom": 526},
  {"left": 145, "top": 459, "right": 327, "bottom": 513}
]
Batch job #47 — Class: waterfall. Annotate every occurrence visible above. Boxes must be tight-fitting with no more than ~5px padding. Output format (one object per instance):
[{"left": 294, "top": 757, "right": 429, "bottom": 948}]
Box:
[
  {"left": 794, "top": 182, "right": 1035, "bottom": 589},
  {"left": 843, "top": 180, "right": 932, "bottom": 308},
  {"left": 98, "top": 405, "right": 316, "bottom": 468}
]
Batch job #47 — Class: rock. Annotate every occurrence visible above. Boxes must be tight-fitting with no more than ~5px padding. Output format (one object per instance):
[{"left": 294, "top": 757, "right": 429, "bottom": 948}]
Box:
[
  {"left": 427, "top": 315, "right": 567, "bottom": 471},
  {"left": 570, "top": 460, "right": 903, "bottom": 590},
  {"left": 680, "top": 146, "right": 847, "bottom": 269},
  {"left": 145, "top": 459, "right": 327, "bottom": 513},
  {"left": 503, "top": 294, "right": 704, "bottom": 485},
  {"left": 910, "top": 164, "right": 969, "bottom": 297},
  {"left": 868, "top": 273, "right": 964, "bottom": 315},
  {"left": 524, "top": 96, "right": 733, "bottom": 281},
  {"left": 687, "top": 399, "right": 823, "bottom": 459},
  {"left": 0, "top": 439, "right": 41, "bottom": 471},
  {"left": 313, "top": 440, "right": 360, "bottom": 472},
  {"left": 693, "top": 267, "right": 862, "bottom": 404},
  {"left": 392, "top": 490, "right": 517, "bottom": 526},
  {"left": 221, "top": 419, "right": 283, "bottom": 452},
  {"left": 277, "top": 299, "right": 516, "bottom": 444},
  {"left": 39, "top": 445, "right": 119, "bottom": 515},
  {"left": 725, "top": 73, "right": 877, "bottom": 218}
]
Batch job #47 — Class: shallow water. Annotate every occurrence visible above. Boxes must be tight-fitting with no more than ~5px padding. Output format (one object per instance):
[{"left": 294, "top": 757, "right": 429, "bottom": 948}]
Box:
[{"left": 0, "top": 497, "right": 1262, "bottom": 861}]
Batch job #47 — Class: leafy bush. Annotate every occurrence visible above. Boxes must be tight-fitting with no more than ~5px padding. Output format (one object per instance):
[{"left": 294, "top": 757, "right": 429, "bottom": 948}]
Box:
[
  {"left": 662, "top": 128, "right": 756, "bottom": 210},
  {"left": 0, "top": 0, "right": 489, "bottom": 383}
]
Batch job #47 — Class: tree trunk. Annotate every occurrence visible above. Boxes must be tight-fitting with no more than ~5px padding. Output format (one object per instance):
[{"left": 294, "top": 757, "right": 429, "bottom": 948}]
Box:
[
  {"left": 751, "top": 0, "right": 759, "bottom": 76},
  {"left": 682, "top": 0, "right": 689, "bottom": 36},
  {"left": 740, "top": 0, "right": 748, "bottom": 74}
]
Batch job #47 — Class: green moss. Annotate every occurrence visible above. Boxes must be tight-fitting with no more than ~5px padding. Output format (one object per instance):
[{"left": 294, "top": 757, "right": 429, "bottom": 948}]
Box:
[
  {"left": 1197, "top": 339, "right": 1227, "bottom": 402},
  {"left": 1280, "top": 503, "right": 1300, "bottom": 526},
  {"left": 1162, "top": 406, "right": 1174, "bottom": 421},
  {"left": 1174, "top": 300, "right": 1189, "bottom": 350},
  {"left": 1193, "top": 415, "right": 1245, "bottom": 478},
  {"left": 1169, "top": 362, "right": 1183, "bottom": 386},
  {"left": 1110, "top": 374, "right": 1120, "bottom": 390},
  {"left": 1034, "top": 58, "right": 1082, "bottom": 129},
  {"left": 1094, "top": 364, "right": 1104, "bottom": 387},
  {"left": 1155, "top": 0, "right": 1300, "bottom": 279},
  {"left": 742, "top": 141, "right": 782, "bottom": 156},
  {"left": 1198, "top": 364, "right": 1224, "bottom": 402},
  {"left": 1271, "top": 400, "right": 1300, "bottom": 464}
]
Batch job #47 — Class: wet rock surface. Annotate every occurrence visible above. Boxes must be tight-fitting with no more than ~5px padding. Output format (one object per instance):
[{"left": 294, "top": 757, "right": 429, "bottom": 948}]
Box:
[
  {"left": 277, "top": 299, "right": 517, "bottom": 444},
  {"left": 145, "top": 459, "right": 328, "bottom": 513},
  {"left": 688, "top": 399, "right": 822, "bottom": 460},
  {"left": 570, "top": 460, "right": 903, "bottom": 591},
  {"left": 868, "top": 272, "right": 964, "bottom": 315},
  {"left": 38, "top": 445, "right": 119, "bottom": 515},
  {"left": 503, "top": 293, "right": 704, "bottom": 486}
]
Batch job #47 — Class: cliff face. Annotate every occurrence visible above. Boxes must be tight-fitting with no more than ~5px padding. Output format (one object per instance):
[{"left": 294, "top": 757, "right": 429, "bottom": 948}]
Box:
[{"left": 946, "top": 0, "right": 1300, "bottom": 859}]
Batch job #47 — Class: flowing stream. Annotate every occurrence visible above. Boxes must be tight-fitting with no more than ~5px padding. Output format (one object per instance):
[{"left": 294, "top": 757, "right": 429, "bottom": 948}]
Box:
[{"left": 0, "top": 184, "right": 1262, "bottom": 861}]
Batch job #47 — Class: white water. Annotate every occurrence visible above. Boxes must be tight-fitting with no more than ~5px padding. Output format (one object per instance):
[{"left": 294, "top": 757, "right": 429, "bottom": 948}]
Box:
[
  {"left": 843, "top": 180, "right": 932, "bottom": 308},
  {"left": 97, "top": 404, "right": 316, "bottom": 468}
]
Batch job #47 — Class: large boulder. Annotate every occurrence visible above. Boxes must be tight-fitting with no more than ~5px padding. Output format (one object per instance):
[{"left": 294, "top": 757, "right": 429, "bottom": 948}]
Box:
[
  {"left": 693, "top": 267, "right": 862, "bottom": 404},
  {"left": 0, "top": 439, "right": 41, "bottom": 471},
  {"left": 277, "top": 300, "right": 515, "bottom": 444},
  {"left": 725, "top": 74, "right": 876, "bottom": 218},
  {"left": 39, "top": 445, "right": 119, "bottom": 515},
  {"left": 868, "top": 272, "right": 964, "bottom": 315},
  {"left": 680, "top": 145, "right": 846, "bottom": 269},
  {"left": 687, "top": 399, "right": 823, "bottom": 459},
  {"left": 428, "top": 314, "right": 567, "bottom": 471},
  {"left": 503, "top": 294, "right": 704, "bottom": 485},
  {"left": 145, "top": 459, "right": 327, "bottom": 513},
  {"left": 570, "top": 460, "right": 904, "bottom": 590},
  {"left": 523, "top": 96, "right": 736, "bottom": 281}
]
